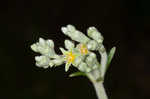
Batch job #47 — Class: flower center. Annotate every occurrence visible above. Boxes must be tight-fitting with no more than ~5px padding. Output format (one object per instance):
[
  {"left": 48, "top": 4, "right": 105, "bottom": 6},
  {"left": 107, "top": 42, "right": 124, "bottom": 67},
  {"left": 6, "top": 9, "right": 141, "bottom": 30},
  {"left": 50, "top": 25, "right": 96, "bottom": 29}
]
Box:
[
  {"left": 66, "top": 51, "right": 75, "bottom": 63},
  {"left": 80, "top": 44, "right": 88, "bottom": 55}
]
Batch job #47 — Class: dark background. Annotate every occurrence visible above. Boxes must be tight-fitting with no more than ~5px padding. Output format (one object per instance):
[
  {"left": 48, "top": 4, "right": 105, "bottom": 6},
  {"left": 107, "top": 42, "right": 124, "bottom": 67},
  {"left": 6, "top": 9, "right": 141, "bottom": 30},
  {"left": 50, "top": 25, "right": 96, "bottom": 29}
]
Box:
[{"left": 1, "top": 0, "right": 150, "bottom": 99}]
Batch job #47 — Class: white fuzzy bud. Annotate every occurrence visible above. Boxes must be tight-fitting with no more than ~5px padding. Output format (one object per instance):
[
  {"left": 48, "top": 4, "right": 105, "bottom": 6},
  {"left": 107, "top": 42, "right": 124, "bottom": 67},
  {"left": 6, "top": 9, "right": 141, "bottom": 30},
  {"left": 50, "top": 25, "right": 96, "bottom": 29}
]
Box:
[
  {"left": 39, "top": 38, "right": 46, "bottom": 46},
  {"left": 65, "top": 40, "right": 75, "bottom": 50},
  {"left": 61, "top": 27, "right": 68, "bottom": 35},
  {"left": 87, "top": 27, "right": 104, "bottom": 43},
  {"left": 31, "top": 44, "right": 38, "bottom": 52},
  {"left": 67, "top": 24, "right": 76, "bottom": 32},
  {"left": 72, "top": 31, "right": 90, "bottom": 43},
  {"left": 61, "top": 25, "right": 90, "bottom": 44},
  {"left": 35, "top": 56, "right": 50, "bottom": 68},
  {"left": 31, "top": 38, "right": 56, "bottom": 58},
  {"left": 72, "top": 56, "right": 82, "bottom": 67},
  {"left": 86, "top": 52, "right": 99, "bottom": 69},
  {"left": 52, "top": 56, "right": 64, "bottom": 66},
  {"left": 46, "top": 40, "right": 54, "bottom": 48},
  {"left": 78, "top": 62, "right": 91, "bottom": 72},
  {"left": 87, "top": 40, "right": 99, "bottom": 50}
]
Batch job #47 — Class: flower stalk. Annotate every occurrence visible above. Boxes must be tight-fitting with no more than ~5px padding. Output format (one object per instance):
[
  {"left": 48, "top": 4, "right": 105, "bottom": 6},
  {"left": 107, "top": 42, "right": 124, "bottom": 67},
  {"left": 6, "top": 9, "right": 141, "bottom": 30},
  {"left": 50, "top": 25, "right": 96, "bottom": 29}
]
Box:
[{"left": 93, "top": 81, "right": 108, "bottom": 99}]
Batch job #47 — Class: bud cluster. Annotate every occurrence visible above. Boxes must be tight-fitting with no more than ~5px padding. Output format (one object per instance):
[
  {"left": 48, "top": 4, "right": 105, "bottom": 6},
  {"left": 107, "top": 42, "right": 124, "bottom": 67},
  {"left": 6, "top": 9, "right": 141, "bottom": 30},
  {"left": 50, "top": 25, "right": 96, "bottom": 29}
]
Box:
[{"left": 31, "top": 25, "right": 115, "bottom": 80}]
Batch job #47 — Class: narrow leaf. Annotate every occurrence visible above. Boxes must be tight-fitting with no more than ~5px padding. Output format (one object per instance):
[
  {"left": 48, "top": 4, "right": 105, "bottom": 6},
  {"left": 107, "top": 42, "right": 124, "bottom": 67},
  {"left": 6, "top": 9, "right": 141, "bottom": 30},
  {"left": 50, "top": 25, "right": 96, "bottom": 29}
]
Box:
[
  {"left": 69, "top": 72, "right": 87, "bottom": 77},
  {"left": 107, "top": 47, "right": 116, "bottom": 69}
]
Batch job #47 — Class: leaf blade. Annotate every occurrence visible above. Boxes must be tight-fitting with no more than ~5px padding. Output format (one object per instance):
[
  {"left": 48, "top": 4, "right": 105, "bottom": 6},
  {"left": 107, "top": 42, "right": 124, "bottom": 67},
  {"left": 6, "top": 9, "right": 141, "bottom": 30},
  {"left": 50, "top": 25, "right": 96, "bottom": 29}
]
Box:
[
  {"left": 69, "top": 72, "right": 87, "bottom": 77},
  {"left": 107, "top": 47, "right": 116, "bottom": 69}
]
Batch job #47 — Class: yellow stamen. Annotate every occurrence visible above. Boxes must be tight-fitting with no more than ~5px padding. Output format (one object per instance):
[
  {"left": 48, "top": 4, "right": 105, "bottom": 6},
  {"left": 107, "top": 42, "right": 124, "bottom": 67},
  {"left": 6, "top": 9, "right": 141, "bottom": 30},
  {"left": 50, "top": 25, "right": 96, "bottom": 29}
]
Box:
[
  {"left": 65, "top": 51, "right": 75, "bottom": 64},
  {"left": 80, "top": 44, "right": 88, "bottom": 55}
]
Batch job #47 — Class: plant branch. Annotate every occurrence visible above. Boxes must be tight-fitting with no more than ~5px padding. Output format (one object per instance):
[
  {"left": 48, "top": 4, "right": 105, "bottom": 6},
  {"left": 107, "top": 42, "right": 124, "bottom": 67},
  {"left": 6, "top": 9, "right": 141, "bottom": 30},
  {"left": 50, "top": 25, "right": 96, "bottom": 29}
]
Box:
[{"left": 98, "top": 45, "right": 108, "bottom": 78}]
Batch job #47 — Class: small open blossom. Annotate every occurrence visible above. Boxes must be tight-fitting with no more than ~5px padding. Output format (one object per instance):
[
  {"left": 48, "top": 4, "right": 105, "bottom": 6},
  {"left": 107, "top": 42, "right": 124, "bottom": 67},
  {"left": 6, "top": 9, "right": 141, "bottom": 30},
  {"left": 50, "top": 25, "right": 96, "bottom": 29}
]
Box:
[
  {"left": 65, "top": 51, "right": 76, "bottom": 64},
  {"left": 79, "top": 44, "right": 89, "bottom": 55},
  {"left": 60, "top": 48, "right": 77, "bottom": 71}
]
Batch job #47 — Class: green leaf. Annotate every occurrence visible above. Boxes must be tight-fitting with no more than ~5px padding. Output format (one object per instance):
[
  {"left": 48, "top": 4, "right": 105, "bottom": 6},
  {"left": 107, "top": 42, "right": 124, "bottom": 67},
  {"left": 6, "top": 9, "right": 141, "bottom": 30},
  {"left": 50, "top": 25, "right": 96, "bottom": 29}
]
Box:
[
  {"left": 69, "top": 72, "right": 87, "bottom": 77},
  {"left": 107, "top": 47, "right": 116, "bottom": 69}
]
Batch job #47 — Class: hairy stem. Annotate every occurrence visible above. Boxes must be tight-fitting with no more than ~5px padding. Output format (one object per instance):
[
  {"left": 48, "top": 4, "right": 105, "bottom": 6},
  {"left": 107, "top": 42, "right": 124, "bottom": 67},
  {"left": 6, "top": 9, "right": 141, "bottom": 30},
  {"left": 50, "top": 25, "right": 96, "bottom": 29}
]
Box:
[
  {"left": 89, "top": 45, "right": 108, "bottom": 99},
  {"left": 87, "top": 71, "right": 108, "bottom": 99},
  {"left": 92, "top": 81, "right": 108, "bottom": 99},
  {"left": 98, "top": 45, "right": 108, "bottom": 78}
]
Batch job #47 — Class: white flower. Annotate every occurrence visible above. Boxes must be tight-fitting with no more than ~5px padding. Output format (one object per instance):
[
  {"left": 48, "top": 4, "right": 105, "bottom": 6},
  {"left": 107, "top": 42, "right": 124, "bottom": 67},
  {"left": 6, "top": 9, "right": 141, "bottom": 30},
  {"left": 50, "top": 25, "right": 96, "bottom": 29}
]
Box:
[
  {"left": 60, "top": 41, "right": 85, "bottom": 71},
  {"left": 60, "top": 47, "right": 77, "bottom": 71}
]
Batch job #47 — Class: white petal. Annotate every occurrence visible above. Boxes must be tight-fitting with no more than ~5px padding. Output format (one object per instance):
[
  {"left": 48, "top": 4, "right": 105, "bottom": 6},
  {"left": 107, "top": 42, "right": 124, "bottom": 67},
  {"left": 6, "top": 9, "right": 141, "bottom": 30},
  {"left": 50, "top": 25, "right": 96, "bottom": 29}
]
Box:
[{"left": 65, "top": 62, "right": 71, "bottom": 72}]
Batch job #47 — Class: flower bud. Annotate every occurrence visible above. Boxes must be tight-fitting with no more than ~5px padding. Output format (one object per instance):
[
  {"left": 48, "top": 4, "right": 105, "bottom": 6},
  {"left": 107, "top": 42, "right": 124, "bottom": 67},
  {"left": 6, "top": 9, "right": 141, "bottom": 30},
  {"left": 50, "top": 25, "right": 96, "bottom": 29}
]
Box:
[
  {"left": 39, "top": 38, "right": 46, "bottom": 46},
  {"left": 72, "top": 56, "right": 82, "bottom": 67},
  {"left": 46, "top": 39, "right": 54, "bottom": 48},
  {"left": 61, "top": 25, "right": 90, "bottom": 44},
  {"left": 67, "top": 24, "right": 76, "bottom": 32},
  {"left": 65, "top": 40, "right": 75, "bottom": 50},
  {"left": 72, "top": 31, "right": 90, "bottom": 43},
  {"left": 85, "top": 52, "right": 99, "bottom": 69},
  {"left": 35, "top": 56, "right": 50, "bottom": 68},
  {"left": 52, "top": 56, "right": 64, "bottom": 66},
  {"left": 87, "top": 40, "right": 99, "bottom": 50},
  {"left": 78, "top": 62, "right": 91, "bottom": 72},
  {"left": 87, "top": 27, "right": 104, "bottom": 43},
  {"left": 31, "top": 44, "right": 38, "bottom": 52},
  {"left": 61, "top": 27, "right": 68, "bottom": 35},
  {"left": 31, "top": 38, "right": 56, "bottom": 58}
]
